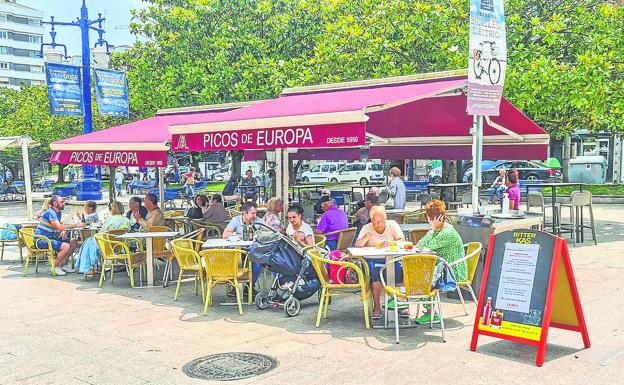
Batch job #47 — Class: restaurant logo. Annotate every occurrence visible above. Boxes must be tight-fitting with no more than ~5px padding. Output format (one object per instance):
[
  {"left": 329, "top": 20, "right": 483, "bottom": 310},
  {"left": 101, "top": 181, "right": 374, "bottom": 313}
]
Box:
[
  {"left": 50, "top": 151, "right": 61, "bottom": 163},
  {"left": 176, "top": 134, "right": 188, "bottom": 149}
]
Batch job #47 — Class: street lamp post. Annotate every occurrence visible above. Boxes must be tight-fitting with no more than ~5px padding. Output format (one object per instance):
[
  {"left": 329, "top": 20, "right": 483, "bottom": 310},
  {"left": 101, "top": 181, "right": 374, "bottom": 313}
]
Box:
[{"left": 40, "top": 0, "right": 110, "bottom": 201}]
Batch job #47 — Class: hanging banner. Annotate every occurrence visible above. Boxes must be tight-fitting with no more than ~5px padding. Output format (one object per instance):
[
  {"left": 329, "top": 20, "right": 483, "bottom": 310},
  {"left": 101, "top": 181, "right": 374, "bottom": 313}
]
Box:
[
  {"left": 45, "top": 63, "right": 84, "bottom": 116},
  {"left": 170, "top": 122, "right": 366, "bottom": 152},
  {"left": 467, "top": 0, "right": 507, "bottom": 116},
  {"left": 94, "top": 68, "right": 129, "bottom": 117}
]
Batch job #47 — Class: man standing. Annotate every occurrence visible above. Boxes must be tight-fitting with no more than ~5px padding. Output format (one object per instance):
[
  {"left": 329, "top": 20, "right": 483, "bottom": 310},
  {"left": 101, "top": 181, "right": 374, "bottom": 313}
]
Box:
[
  {"left": 68, "top": 166, "right": 75, "bottom": 182},
  {"left": 241, "top": 169, "right": 258, "bottom": 202},
  {"left": 315, "top": 196, "right": 349, "bottom": 250},
  {"left": 115, "top": 169, "right": 125, "bottom": 197},
  {"left": 135, "top": 193, "right": 165, "bottom": 229},
  {"left": 182, "top": 167, "right": 196, "bottom": 198},
  {"left": 35, "top": 196, "right": 86, "bottom": 276}
]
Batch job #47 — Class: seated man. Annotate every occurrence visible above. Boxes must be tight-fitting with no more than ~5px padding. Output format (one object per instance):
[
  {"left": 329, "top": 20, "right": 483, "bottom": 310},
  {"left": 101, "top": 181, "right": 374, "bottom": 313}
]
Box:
[
  {"left": 222, "top": 201, "right": 264, "bottom": 287},
  {"left": 487, "top": 169, "right": 506, "bottom": 203},
  {"left": 35, "top": 196, "right": 86, "bottom": 276},
  {"left": 126, "top": 196, "right": 148, "bottom": 231},
  {"left": 315, "top": 196, "right": 348, "bottom": 250},
  {"left": 354, "top": 206, "right": 405, "bottom": 320},
  {"left": 241, "top": 169, "right": 259, "bottom": 202},
  {"left": 74, "top": 200, "right": 99, "bottom": 224},
  {"left": 222, "top": 176, "right": 241, "bottom": 205},
  {"left": 135, "top": 193, "right": 165, "bottom": 229},
  {"left": 355, "top": 193, "right": 378, "bottom": 227},
  {"left": 203, "top": 194, "right": 229, "bottom": 223},
  {"left": 314, "top": 188, "right": 331, "bottom": 215}
]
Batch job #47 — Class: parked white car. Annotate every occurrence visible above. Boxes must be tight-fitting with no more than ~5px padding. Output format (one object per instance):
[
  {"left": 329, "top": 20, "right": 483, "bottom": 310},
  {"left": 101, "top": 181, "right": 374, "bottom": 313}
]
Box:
[
  {"left": 300, "top": 162, "right": 343, "bottom": 183},
  {"left": 329, "top": 162, "right": 384, "bottom": 185}
]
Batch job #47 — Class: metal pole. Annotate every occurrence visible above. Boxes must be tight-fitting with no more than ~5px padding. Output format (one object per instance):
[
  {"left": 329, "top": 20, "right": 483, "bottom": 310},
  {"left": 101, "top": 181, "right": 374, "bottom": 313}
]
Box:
[
  {"left": 80, "top": 0, "right": 92, "bottom": 134},
  {"left": 275, "top": 150, "right": 282, "bottom": 201},
  {"left": 282, "top": 149, "right": 289, "bottom": 209},
  {"left": 21, "top": 138, "right": 33, "bottom": 218},
  {"left": 108, "top": 166, "right": 116, "bottom": 203},
  {"left": 158, "top": 167, "right": 165, "bottom": 210},
  {"left": 471, "top": 115, "right": 483, "bottom": 213}
]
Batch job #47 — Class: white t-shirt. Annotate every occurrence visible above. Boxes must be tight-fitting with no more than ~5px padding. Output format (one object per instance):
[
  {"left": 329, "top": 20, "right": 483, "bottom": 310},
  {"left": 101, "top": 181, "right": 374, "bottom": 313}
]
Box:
[
  {"left": 356, "top": 219, "right": 404, "bottom": 246},
  {"left": 286, "top": 222, "right": 314, "bottom": 241}
]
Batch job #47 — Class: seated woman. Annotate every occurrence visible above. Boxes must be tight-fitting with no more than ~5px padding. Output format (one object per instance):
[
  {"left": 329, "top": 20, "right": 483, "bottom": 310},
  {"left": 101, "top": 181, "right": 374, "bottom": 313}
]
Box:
[
  {"left": 203, "top": 194, "right": 228, "bottom": 223},
  {"left": 501, "top": 171, "right": 521, "bottom": 210},
  {"left": 285, "top": 204, "right": 314, "bottom": 247},
  {"left": 74, "top": 200, "right": 99, "bottom": 224},
  {"left": 75, "top": 201, "right": 131, "bottom": 277},
  {"left": 263, "top": 197, "right": 284, "bottom": 233},
  {"left": 186, "top": 194, "right": 209, "bottom": 219},
  {"left": 355, "top": 206, "right": 405, "bottom": 319},
  {"left": 415, "top": 199, "right": 466, "bottom": 324}
]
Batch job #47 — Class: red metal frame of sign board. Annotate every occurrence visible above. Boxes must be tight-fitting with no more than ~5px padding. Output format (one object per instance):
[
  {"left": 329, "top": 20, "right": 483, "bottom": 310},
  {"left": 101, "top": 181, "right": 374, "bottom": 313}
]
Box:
[{"left": 469, "top": 233, "right": 590, "bottom": 367}]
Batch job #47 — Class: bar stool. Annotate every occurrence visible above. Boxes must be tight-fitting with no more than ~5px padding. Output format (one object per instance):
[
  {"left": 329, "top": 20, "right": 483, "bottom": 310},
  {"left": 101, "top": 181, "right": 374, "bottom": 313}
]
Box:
[
  {"left": 559, "top": 191, "right": 597, "bottom": 246},
  {"left": 526, "top": 192, "right": 559, "bottom": 231}
]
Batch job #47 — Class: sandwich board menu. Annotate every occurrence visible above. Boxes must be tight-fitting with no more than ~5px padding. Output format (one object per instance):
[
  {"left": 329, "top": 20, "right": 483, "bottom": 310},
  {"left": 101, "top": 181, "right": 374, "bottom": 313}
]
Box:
[{"left": 470, "top": 229, "right": 590, "bottom": 366}]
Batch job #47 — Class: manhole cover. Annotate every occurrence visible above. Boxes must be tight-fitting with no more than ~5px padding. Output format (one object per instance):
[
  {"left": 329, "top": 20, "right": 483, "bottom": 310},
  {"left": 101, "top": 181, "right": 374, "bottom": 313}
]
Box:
[{"left": 182, "top": 352, "right": 279, "bottom": 381}]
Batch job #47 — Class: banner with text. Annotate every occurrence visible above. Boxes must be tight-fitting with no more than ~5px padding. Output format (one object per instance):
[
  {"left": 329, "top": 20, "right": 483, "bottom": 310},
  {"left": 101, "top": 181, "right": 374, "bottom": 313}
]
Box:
[
  {"left": 49, "top": 150, "right": 167, "bottom": 168},
  {"left": 45, "top": 63, "right": 84, "bottom": 116},
  {"left": 94, "top": 69, "right": 129, "bottom": 117},
  {"left": 170, "top": 122, "right": 366, "bottom": 152},
  {"left": 467, "top": 0, "right": 507, "bottom": 116}
]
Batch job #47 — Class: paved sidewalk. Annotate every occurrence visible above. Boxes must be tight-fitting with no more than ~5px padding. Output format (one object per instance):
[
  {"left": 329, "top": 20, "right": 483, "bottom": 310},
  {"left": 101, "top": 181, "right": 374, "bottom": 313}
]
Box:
[{"left": 0, "top": 205, "right": 623, "bottom": 384}]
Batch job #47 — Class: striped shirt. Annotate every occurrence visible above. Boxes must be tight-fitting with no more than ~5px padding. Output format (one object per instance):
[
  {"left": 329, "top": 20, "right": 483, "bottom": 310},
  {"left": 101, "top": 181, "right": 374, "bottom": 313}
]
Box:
[{"left": 35, "top": 208, "right": 61, "bottom": 240}]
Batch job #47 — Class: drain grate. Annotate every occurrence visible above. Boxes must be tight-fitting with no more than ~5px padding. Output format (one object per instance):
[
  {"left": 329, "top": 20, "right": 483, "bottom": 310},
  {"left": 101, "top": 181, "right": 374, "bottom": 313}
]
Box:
[{"left": 182, "top": 352, "right": 279, "bottom": 381}]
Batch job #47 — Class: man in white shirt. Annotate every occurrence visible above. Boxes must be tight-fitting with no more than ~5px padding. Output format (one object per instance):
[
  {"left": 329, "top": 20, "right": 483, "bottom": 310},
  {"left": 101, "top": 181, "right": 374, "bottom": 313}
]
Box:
[{"left": 115, "top": 169, "right": 125, "bottom": 197}]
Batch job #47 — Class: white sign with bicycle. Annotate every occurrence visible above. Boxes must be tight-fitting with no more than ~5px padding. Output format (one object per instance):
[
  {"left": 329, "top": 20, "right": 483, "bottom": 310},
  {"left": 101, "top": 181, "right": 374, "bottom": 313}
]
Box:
[{"left": 467, "top": 0, "right": 507, "bottom": 116}]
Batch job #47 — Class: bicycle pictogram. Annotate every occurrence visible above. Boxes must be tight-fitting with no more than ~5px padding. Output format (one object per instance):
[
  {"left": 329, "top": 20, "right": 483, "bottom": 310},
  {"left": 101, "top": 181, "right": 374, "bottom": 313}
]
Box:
[{"left": 472, "top": 40, "right": 502, "bottom": 85}]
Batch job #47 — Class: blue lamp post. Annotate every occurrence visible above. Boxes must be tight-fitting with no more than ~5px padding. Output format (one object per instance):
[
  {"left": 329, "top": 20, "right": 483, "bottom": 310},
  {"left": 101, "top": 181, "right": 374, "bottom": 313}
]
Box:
[{"left": 40, "top": 0, "right": 110, "bottom": 201}]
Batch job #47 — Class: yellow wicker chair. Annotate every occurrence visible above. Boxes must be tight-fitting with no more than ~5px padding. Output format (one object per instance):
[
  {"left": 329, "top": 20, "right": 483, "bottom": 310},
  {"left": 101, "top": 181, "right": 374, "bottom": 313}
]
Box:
[
  {"left": 164, "top": 210, "right": 185, "bottom": 218},
  {"left": 200, "top": 248, "right": 252, "bottom": 315},
  {"left": 448, "top": 242, "right": 483, "bottom": 315},
  {"left": 410, "top": 229, "right": 429, "bottom": 244},
  {"left": 190, "top": 220, "right": 222, "bottom": 239},
  {"left": 94, "top": 233, "right": 146, "bottom": 288},
  {"left": 226, "top": 204, "right": 242, "bottom": 219},
  {"left": 1, "top": 226, "right": 23, "bottom": 262},
  {"left": 403, "top": 210, "right": 427, "bottom": 224},
  {"left": 381, "top": 254, "right": 445, "bottom": 344},
  {"left": 322, "top": 227, "right": 357, "bottom": 252},
  {"left": 20, "top": 227, "right": 56, "bottom": 276},
  {"left": 309, "top": 250, "right": 372, "bottom": 329},
  {"left": 303, "top": 234, "right": 326, "bottom": 252},
  {"left": 170, "top": 237, "right": 205, "bottom": 302}
]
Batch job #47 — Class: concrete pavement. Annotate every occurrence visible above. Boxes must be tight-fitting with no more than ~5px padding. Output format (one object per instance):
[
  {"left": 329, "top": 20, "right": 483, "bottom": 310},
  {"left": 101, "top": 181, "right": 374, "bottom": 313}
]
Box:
[{"left": 0, "top": 204, "right": 622, "bottom": 384}]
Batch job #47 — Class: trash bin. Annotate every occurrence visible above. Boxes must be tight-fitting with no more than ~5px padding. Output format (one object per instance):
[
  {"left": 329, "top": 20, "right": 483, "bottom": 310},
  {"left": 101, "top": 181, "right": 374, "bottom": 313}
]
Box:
[{"left": 569, "top": 155, "right": 607, "bottom": 184}]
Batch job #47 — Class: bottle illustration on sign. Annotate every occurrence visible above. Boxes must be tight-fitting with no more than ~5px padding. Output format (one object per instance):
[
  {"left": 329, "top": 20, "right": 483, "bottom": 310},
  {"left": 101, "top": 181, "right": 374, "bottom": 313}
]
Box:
[
  {"left": 482, "top": 297, "right": 493, "bottom": 326},
  {"left": 490, "top": 310, "right": 504, "bottom": 329}
]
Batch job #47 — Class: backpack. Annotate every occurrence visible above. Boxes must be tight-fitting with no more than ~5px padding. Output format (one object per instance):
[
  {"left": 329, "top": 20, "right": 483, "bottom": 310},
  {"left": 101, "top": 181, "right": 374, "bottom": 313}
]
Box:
[{"left": 186, "top": 207, "right": 203, "bottom": 219}]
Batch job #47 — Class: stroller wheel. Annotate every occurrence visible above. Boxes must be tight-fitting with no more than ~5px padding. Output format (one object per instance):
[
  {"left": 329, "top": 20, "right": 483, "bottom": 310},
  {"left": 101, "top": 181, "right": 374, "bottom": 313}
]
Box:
[
  {"left": 284, "top": 297, "right": 301, "bottom": 317},
  {"left": 255, "top": 291, "right": 270, "bottom": 310}
]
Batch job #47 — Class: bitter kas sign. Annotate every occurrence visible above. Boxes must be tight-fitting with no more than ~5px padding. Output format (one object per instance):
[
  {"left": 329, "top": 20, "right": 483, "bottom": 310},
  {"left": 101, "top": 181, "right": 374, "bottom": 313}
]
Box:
[{"left": 470, "top": 229, "right": 590, "bottom": 366}]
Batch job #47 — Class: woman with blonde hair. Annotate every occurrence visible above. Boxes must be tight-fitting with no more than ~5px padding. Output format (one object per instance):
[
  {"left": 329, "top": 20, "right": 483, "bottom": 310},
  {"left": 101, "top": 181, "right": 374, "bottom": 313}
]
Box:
[
  {"left": 75, "top": 201, "right": 131, "bottom": 277},
  {"left": 263, "top": 197, "right": 284, "bottom": 233},
  {"left": 34, "top": 197, "right": 53, "bottom": 220},
  {"left": 415, "top": 199, "right": 465, "bottom": 324}
]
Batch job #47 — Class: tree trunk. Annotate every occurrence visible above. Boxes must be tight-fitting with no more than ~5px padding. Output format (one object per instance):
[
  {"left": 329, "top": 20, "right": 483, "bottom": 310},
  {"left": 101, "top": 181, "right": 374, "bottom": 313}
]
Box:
[
  {"left": 230, "top": 151, "right": 243, "bottom": 182},
  {"left": 289, "top": 159, "right": 302, "bottom": 185},
  {"left": 562, "top": 134, "right": 571, "bottom": 182},
  {"left": 190, "top": 152, "right": 200, "bottom": 172},
  {"left": 57, "top": 164, "right": 66, "bottom": 183},
  {"left": 441, "top": 160, "right": 458, "bottom": 183}
]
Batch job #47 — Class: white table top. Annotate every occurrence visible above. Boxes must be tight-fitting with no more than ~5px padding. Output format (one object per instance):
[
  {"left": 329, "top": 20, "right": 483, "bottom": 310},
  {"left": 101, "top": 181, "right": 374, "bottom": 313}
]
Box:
[
  {"left": 117, "top": 231, "right": 179, "bottom": 239},
  {"left": 347, "top": 246, "right": 431, "bottom": 259},
  {"left": 202, "top": 238, "right": 254, "bottom": 248},
  {"left": 385, "top": 209, "right": 405, "bottom": 214}
]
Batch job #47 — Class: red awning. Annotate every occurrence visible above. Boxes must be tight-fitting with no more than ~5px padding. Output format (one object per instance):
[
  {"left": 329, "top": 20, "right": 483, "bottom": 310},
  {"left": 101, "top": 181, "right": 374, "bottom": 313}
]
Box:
[
  {"left": 169, "top": 71, "right": 549, "bottom": 159},
  {"left": 169, "top": 74, "right": 469, "bottom": 152},
  {"left": 49, "top": 102, "right": 260, "bottom": 167}
]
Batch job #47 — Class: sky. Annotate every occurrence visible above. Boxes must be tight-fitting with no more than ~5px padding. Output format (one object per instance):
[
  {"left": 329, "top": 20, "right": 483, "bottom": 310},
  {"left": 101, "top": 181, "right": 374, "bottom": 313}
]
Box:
[{"left": 20, "top": 0, "right": 148, "bottom": 55}]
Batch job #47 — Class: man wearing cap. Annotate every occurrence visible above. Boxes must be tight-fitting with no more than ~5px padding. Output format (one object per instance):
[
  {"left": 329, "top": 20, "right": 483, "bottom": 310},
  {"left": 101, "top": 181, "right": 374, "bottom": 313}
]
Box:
[
  {"left": 315, "top": 188, "right": 331, "bottom": 215},
  {"left": 315, "top": 195, "right": 348, "bottom": 250}
]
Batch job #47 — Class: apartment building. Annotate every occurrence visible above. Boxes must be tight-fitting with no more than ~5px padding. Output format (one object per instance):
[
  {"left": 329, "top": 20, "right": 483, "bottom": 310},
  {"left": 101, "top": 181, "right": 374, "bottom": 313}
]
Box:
[{"left": 0, "top": 0, "right": 44, "bottom": 89}]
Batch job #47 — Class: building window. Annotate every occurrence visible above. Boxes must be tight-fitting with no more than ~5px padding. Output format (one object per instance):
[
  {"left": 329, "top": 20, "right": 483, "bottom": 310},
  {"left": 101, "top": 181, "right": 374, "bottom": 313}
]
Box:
[
  {"left": 28, "top": 35, "right": 42, "bottom": 43},
  {"left": 0, "top": 62, "right": 8, "bottom": 70},
  {"left": 12, "top": 63, "right": 30, "bottom": 72},
  {"left": 30, "top": 65, "right": 42, "bottom": 73},
  {"left": 7, "top": 14, "right": 30, "bottom": 25},
  {"left": 0, "top": 31, "right": 7, "bottom": 39},
  {"left": 0, "top": 14, "right": 6, "bottom": 23},
  {"left": 0, "top": 46, "right": 8, "bottom": 54},
  {"left": 9, "top": 77, "right": 31, "bottom": 86},
  {"left": 12, "top": 33, "right": 30, "bottom": 42}
]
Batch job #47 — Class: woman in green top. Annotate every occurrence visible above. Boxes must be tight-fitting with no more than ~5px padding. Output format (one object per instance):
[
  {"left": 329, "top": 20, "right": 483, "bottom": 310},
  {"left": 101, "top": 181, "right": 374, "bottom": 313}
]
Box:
[
  {"left": 76, "top": 201, "right": 131, "bottom": 276},
  {"left": 416, "top": 199, "right": 466, "bottom": 323}
]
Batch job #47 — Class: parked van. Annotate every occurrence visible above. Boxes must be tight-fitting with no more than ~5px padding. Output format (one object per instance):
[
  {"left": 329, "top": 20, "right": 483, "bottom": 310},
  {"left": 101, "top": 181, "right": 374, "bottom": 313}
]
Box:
[
  {"left": 300, "top": 162, "right": 343, "bottom": 183},
  {"left": 329, "top": 162, "right": 384, "bottom": 185}
]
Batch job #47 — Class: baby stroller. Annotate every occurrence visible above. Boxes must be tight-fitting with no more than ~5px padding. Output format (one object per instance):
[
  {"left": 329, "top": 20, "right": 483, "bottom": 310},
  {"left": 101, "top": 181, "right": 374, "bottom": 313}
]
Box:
[{"left": 249, "top": 224, "right": 324, "bottom": 316}]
